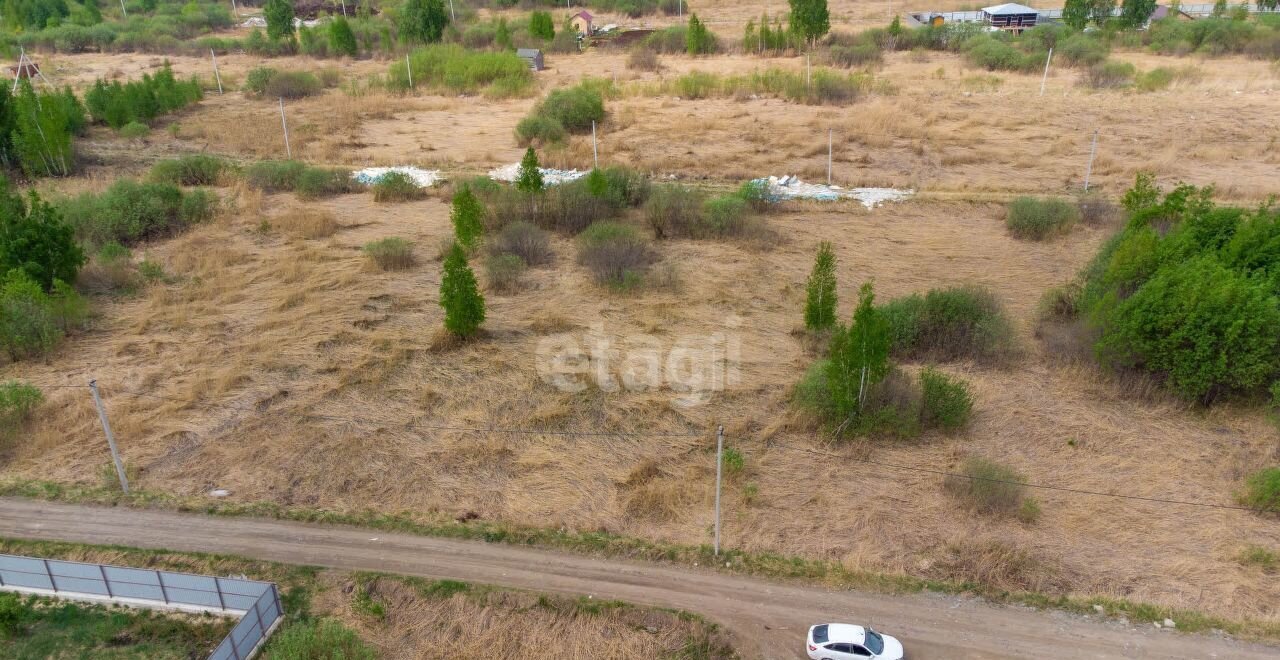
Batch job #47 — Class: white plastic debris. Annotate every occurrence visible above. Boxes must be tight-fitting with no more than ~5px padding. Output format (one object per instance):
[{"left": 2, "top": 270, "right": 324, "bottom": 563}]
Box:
[
  {"left": 241, "top": 16, "right": 325, "bottom": 28},
  {"left": 208, "top": 489, "right": 230, "bottom": 498},
  {"left": 488, "top": 163, "right": 586, "bottom": 186},
  {"left": 352, "top": 166, "right": 443, "bottom": 188},
  {"left": 753, "top": 175, "right": 913, "bottom": 209}
]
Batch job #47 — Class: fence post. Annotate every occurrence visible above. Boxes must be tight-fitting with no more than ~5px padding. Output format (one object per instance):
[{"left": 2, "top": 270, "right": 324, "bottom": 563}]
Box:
[
  {"left": 156, "top": 571, "right": 169, "bottom": 604},
  {"left": 405, "top": 54, "right": 413, "bottom": 89},
  {"left": 214, "top": 578, "right": 227, "bottom": 611},
  {"left": 279, "top": 98, "right": 292, "bottom": 159},
  {"left": 713, "top": 425, "right": 724, "bottom": 556},
  {"left": 1039, "top": 47, "right": 1053, "bottom": 97},
  {"left": 89, "top": 380, "right": 130, "bottom": 494},
  {"left": 99, "top": 564, "right": 113, "bottom": 598},
  {"left": 1084, "top": 128, "right": 1099, "bottom": 192},
  {"left": 272, "top": 585, "right": 282, "bottom": 622},
  {"left": 592, "top": 120, "right": 598, "bottom": 169},
  {"left": 827, "top": 128, "right": 833, "bottom": 186},
  {"left": 211, "top": 49, "right": 223, "bottom": 95}
]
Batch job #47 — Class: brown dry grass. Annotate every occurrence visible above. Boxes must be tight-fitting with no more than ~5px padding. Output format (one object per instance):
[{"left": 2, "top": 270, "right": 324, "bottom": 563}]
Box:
[{"left": 2, "top": 44, "right": 1279, "bottom": 631}]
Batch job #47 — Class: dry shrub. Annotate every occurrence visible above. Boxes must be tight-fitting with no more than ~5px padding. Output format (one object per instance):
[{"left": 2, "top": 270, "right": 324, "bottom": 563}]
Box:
[
  {"left": 576, "top": 222, "right": 657, "bottom": 289},
  {"left": 363, "top": 238, "right": 416, "bottom": 271},
  {"left": 485, "top": 254, "right": 526, "bottom": 293},
  {"left": 627, "top": 48, "right": 661, "bottom": 72},
  {"left": 944, "top": 457, "right": 1040, "bottom": 523},
  {"left": 273, "top": 208, "right": 340, "bottom": 239},
  {"left": 1076, "top": 192, "right": 1119, "bottom": 226},
  {"left": 933, "top": 539, "right": 1067, "bottom": 593},
  {"left": 622, "top": 478, "right": 686, "bottom": 522},
  {"left": 489, "top": 221, "right": 552, "bottom": 266}
]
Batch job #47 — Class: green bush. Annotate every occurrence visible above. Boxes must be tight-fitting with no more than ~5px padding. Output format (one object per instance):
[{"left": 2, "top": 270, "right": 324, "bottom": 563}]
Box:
[
  {"left": 370, "top": 172, "right": 423, "bottom": 203},
  {"left": 919, "top": 367, "right": 974, "bottom": 432},
  {"left": 944, "top": 457, "right": 1032, "bottom": 518},
  {"left": 576, "top": 221, "right": 656, "bottom": 288},
  {"left": 490, "top": 221, "right": 551, "bottom": 266},
  {"left": 880, "top": 285, "right": 1016, "bottom": 364},
  {"left": 440, "top": 241, "right": 485, "bottom": 337},
  {"left": 0, "top": 381, "right": 43, "bottom": 430},
  {"left": 243, "top": 67, "right": 323, "bottom": 99},
  {"left": 699, "top": 195, "right": 749, "bottom": 238},
  {"left": 5, "top": 81, "right": 83, "bottom": 178},
  {"left": 363, "top": 237, "right": 415, "bottom": 271},
  {"left": 1006, "top": 196, "right": 1080, "bottom": 240},
  {"left": 644, "top": 25, "right": 689, "bottom": 53},
  {"left": 0, "top": 592, "right": 28, "bottom": 639},
  {"left": 516, "top": 84, "right": 604, "bottom": 145},
  {"left": 57, "top": 179, "right": 215, "bottom": 248},
  {"left": 644, "top": 184, "right": 704, "bottom": 239},
  {"left": 964, "top": 35, "right": 1041, "bottom": 72},
  {"left": 388, "top": 45, "right": 534, "bottom": 97},
  {"left": 1239, "top": 467, "right": 1280, "bottom": 513},
  {"left": 148, "top": 155, "right": 230, "bottom": 186},
  {"left": 0, "top": 270, "right": 86, "bottom": 362},
  {"left": 294, "top": 168, "right": 355, "bottom": 199},
  {"left": 1057, "top": 33, "right": 1108, "bottom": 66},
  {"left": 83, "top": 62, "right": 202, "bottom": 129},
  {"left": 830, "top": 43, "right": 883, "bottom": 67},
  {"left": 1135, "top": 66, "right": 1175, "bottom": 92},
  {"left": 244, "top": 160, "right": 307, "bottom": 192},
  {"left": 485, "top": 253, "right": 526, "bottom": 293},
  {"left": 263, "top": 618, "right": 374, "bottom": 660},
  {"left": 1084, "top": 60, "right": 1136, "bottom": 88}
]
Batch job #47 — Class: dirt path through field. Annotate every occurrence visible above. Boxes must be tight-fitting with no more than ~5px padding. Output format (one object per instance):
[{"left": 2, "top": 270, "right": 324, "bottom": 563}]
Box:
[{"left": 0, "top": 498, "right": 1272, "bottom": 659}]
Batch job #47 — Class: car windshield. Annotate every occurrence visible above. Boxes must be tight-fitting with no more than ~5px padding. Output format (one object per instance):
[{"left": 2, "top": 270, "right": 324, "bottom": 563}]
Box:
[
  {"left": 812, "top": 624, "right": 829, "bottom": 644},
  {"left": 865, "top": 629, "right": 884, "bottom": 654}
]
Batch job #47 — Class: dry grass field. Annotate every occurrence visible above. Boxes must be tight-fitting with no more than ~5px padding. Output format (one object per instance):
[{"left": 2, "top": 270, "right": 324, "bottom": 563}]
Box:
[{"left": 3, "top": 17, "right": 1280, "bottom": 641}]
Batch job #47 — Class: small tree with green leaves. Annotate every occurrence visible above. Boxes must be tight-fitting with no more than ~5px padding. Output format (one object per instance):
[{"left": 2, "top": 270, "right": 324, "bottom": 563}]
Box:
[
  {"left": 826, "top": 282, "right": 890, "bottom": 433},
  {"left": 440, "top": 242, "right": 485, "bottom": 338},
  {"left": 400, "top": 0, "right": 449, "bottom": 45},
  {"left": 330, "top": 16, "right": 359, "bottom": 57},
  {"left": 686, "top": 14, "right": 715, "bottom": 54},
  {"left": 788, "top": 0, "right": 830, "bottom": 46},
  {"left": 1062, "top": 0, "right": 1090, "bottom": 28},
  {"left": 804, "top": 241, "right": 837, "bottom": 332},
  {"left": 1088, "top": 0, "right": 1116, "bottom": 24},
  {"left": 0, "top": 182, "right": 84, "bottom": 292},
  {"left": 495, "top": 18, "right": 513, "bottom": 50},
  {"left": 1120, "top": 0, "right": 1157, "bottom": 27},
  {"left": 263, "top": 0, "right": 296, "bottom": 42},
  {"left": 450, "top": 186, "right": 485, "bottom": 250},
  {"left": 516, "top": 147, "right": 544, "bottom": 194},
  {"left": 529, "top": 11, "right": 555, "bottom": 40}
]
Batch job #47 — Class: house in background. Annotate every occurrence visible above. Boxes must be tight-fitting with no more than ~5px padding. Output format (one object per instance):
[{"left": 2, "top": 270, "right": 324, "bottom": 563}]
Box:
[
  {"left": 1149, "top": 4, "right": 1195, "bottom": 22},
  {"left": 570, "top": 10, "right": 593, "bottom": 35},
  {"left": 982, "top": 3, "right": 1040, "bottom": 31}
]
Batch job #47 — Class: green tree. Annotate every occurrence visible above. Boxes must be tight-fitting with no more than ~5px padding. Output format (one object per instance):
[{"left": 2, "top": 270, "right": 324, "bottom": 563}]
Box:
[
  {"left": 263, "top": 0, "right": 296, "bottom": 42},
  {"left": 804, "top": 241, "right": 838, "bottom": 332},
  {"left": 515, "top": 147, "right": 544, "bottom": 194},
  {"left": 329, "top": 16, "right": 358, "bottom": 57},
  {"left": 1062, "top": 0, "right": 1090, "bottom": 28},
  {"left": 0, "top": 182, "right": 84, "bottom": 292},
  {"left": 529, "top": 10, "right": 554, "bottom": 40},
  {"left": 439, "top": 242, "right": 485, "bottom": 337},
  {"left": 685, "top": 13, "right": 715, "bottom": 54},
  {"left": 1088, "top": 0, "right": 1116, "bottom": 24},
  {"left": 10, "top": 81, "right": 76, "bottom": 178},
  {"left": 825, "top": 282, "right": 890, "bottom": 431},
  {"left": 450, "top": 186, "right": 485, "bottom": 250},
  {"left": 1211, "top": 0, "right": 1227, "bottom": 16},
  {"left": 495, "top": 17, "right": 512, "bottom": 50},
  {"left": 1120, "top": 0, "right": 1157, "bottom": 27},
  {"left": 400, "top": 0, "right": 449, "bottom": 44},
  {"left": 788, "top": 0, "right": 830, "bottom": 45}
]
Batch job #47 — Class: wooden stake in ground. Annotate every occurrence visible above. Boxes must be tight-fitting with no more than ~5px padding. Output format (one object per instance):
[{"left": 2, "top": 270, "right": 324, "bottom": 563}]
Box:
[
  {"left": 1039, "top": 47, "right": 1053, "bottom": 97},
  {"left": 406, "top": 55, "right": 414, "bottom": 89},
  {"left": 1084, "top": 128, "right": 1099, "bottom": 191},
  {"left": 230, "top": 0, "right": 238, "bottom": 18},
  {"left": 279, "top": 98, "right": 292, "bottom": 159},
  {"left": 827, "top": 128, "right": 833, "bottom": 185},
  {"left": 89, "top": 380, "right": 130, "bottom": 494},
  {"left": 119, "top": 0, "right": 127, "bottom": 16},
  {"left": 592, "top": 120, "right": 598, "bottom": 169},
  {"left": 211, "top": 49, "right": 223, "bottom": 94},
  {"left": 713, "top": 425, "right": 724, "bottom": 556}
]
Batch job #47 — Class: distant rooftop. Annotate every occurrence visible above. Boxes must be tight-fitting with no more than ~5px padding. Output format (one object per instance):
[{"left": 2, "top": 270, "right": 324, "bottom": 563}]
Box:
[{"left": 983, "top": 3, "right": 1039, "bottom": 13}]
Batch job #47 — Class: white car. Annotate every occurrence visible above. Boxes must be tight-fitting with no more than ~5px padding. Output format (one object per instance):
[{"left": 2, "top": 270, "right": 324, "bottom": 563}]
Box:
[{"left": 806, "top": 623, "right": 905, "bottom": 660}]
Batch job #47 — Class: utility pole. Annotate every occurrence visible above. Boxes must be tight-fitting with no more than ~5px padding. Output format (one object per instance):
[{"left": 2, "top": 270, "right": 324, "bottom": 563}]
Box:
[
  {"left": 1039, "top": 47, "right": 1053, "bottom": 97},
  {"left": 406, "top": 54, "right": 414, "bottom": 89},
  {"left": 827, "top": 128, "right": 833, "bottom": 185},
  {"left": 713, "top": 425, "right": 724, "bottom": 556},
  {"left": 279, "top": 98, "right": 292, "bottom": 159},
  {"left": 806, "top": 52, "right": 811, "bottom": 89},
  {"left": 119, "top": 0, "right": 127, "bottom": 17},
  {"left": 1084, "top": 128, "right": 1099, "bottom": 191},
  {"left": 449, "top": 0, "right": 455, "bottom": 22},
  {"left": 89, "top": 381, "right": 130, "bottom": 494},
  {"left": 211, "top": 49, "right": 223, "bottom": 94},
  {"left": 591, "top": 120, "right": 598, "bottom": 168}
]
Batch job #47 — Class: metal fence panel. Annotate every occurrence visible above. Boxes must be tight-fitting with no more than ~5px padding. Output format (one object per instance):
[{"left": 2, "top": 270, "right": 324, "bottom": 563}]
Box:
[{"left": 0, "top": 553, "right": 283, "bottom": 660}]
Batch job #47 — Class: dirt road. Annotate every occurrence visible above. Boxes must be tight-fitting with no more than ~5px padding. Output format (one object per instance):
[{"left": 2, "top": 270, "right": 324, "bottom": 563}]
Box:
[{"left": 0, "top": 498, "right": 1271, "bottom": 659}]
